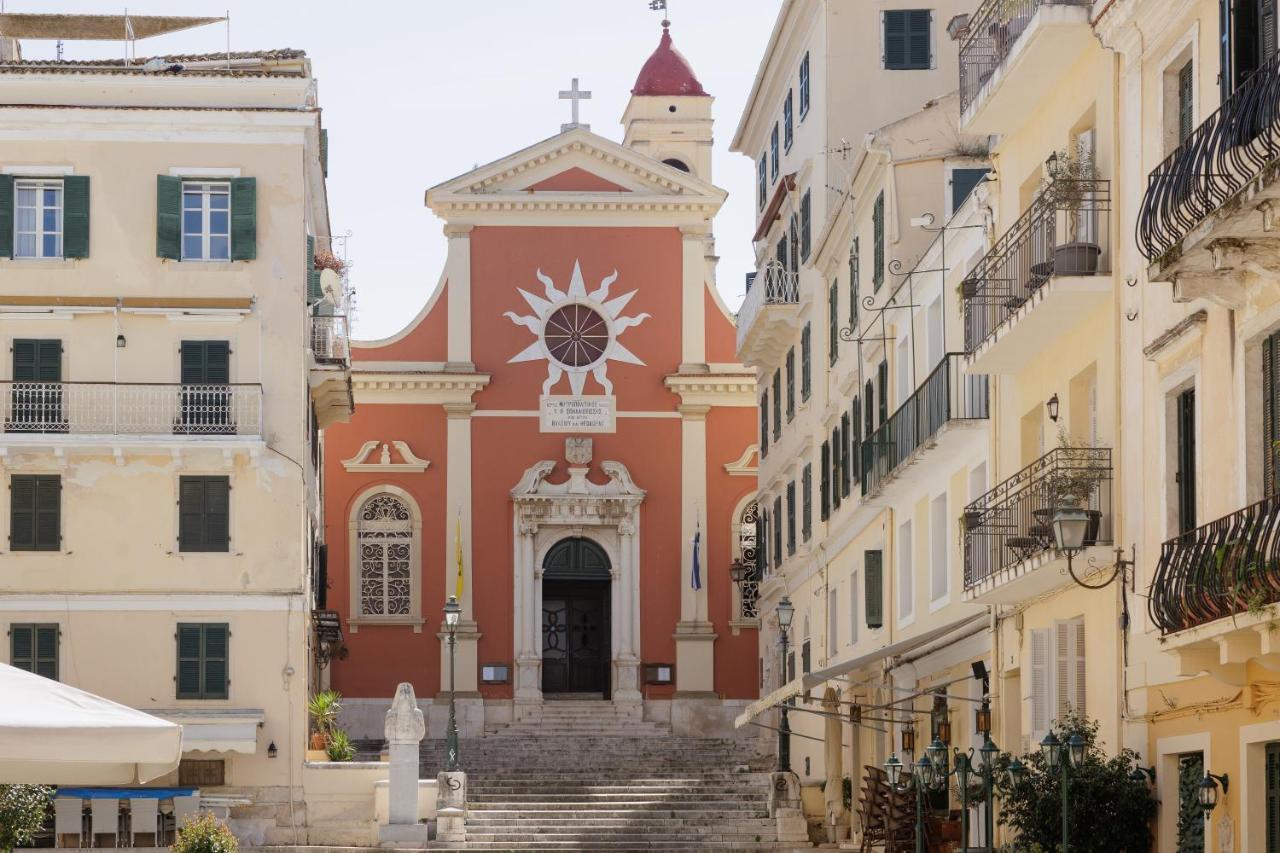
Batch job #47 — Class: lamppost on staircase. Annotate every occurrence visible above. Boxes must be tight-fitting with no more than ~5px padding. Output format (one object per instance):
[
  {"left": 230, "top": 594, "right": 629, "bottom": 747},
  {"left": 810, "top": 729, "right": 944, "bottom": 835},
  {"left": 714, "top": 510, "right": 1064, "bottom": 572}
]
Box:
[
  {"left": 443, "top": 595, "right": 461, "bottom": 772},
  {"left": 775, "top": 596, "right": 795, "bottom": 773}
]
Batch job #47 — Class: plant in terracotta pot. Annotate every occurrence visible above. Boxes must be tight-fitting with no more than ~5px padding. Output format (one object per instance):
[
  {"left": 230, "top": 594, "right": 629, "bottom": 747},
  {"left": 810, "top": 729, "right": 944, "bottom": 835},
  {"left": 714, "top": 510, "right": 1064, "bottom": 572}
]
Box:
[
  {"left": 1040, "top": 142, "right": 1102, "bottom": 277},
  {"left": 1042, "top": 429, "right": 1109, "bottom": 545},
  {"left": 307, "top": 689, "right": 342, "bottom": 751}
]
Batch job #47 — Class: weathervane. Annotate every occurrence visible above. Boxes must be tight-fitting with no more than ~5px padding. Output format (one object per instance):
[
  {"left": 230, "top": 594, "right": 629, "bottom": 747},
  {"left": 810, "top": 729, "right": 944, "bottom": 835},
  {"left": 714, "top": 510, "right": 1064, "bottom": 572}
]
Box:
[{"left": 559, "top": 77, "right": 592, "bottom": 132}]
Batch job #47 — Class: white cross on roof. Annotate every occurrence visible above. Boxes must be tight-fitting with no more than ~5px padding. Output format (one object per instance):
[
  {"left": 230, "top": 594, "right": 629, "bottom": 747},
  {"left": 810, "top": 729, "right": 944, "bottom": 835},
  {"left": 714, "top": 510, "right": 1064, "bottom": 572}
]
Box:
[{"left": 559, "top": 77, "right": 592, "bottom": 132}]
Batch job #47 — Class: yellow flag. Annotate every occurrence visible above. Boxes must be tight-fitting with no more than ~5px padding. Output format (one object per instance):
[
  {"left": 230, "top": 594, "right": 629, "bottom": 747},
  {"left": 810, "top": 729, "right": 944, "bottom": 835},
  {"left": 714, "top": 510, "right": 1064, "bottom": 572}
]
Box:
[{"left": 454, "top": 513, "right": 465, "bottom": 600}]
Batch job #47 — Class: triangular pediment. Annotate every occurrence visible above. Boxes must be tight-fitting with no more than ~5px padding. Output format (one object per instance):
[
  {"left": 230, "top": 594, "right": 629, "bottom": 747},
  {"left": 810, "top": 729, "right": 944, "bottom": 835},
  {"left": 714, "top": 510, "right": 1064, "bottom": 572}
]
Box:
[{"left": 426, "top": 127, "right": 725, "bottom": 211}]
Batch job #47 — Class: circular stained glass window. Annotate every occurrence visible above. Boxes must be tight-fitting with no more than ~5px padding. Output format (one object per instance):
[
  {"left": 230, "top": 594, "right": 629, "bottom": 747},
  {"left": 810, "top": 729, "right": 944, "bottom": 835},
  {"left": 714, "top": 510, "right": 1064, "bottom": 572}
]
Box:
[{"left": 544, "top": 304, "right": 610, "bottom": 368}]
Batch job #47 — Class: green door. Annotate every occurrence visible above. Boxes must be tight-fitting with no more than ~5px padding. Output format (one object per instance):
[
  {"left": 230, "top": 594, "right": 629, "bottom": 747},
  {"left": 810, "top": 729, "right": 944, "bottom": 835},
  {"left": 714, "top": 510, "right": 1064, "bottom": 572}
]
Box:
[
  {"left": 178, "top": 341, "right": 232, "bottom": 433},
  {"left": 9, "top": 339, "right": 63, "bottom": 432}
]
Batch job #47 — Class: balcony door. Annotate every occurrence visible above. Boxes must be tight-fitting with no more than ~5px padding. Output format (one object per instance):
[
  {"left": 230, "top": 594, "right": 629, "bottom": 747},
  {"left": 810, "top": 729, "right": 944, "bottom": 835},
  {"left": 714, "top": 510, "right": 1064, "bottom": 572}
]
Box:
[
  {"left": 8, "top": 339, "right": 64, "bottom": 433},
  {"left": 178, "top": 340, "right": 232, "bottom": 434},
  {"left": 1221, "top": 0, "right": 1276, "bottom": 100}
]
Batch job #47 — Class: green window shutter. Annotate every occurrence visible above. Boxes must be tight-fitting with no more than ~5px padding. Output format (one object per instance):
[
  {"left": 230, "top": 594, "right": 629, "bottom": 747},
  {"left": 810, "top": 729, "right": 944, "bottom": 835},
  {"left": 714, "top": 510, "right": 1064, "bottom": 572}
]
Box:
[
  {"left": 786, "top": 481, "right": 796, "bottom": 555},
  {"left": 320, "top": 128, "right": 329, "bottom": 177},
  {"left": 176, "top": 624, "right": 203, "bottom": 698},
  {"left": 877, "top": 361, "right": 889, "bottom": 424},
  {"left": 802, "top": 463, "right": 812, "bottom": 541},
  {"left": 841, "top": 413, "right": 852, "bottom": 496},
  {"left": 873, "top": 193, "right": 885, "bottom": 290},
  {"left": 865, "top": 380, "right": 876, "bottom": 436},
  {"left": 179, "top": 476, "right": 230, "bottom": 553},
  {"left": 801, "top": 323, "right": 812, "bottom": 401},
  {"left": 229, "top": 177, "right": 257, "bottom": 261},
  {"left": 833, "top": 425, "right": 843, "bottom": 507},
  {"left": 14, "top": 339, "right": 62, "bottom": 381},
  {"left": 306, "top": 235, "right": 323, "bottom": 304},
  {"left": 829, "top": 280, "right": 839, "bottom": 364},
  {"left": 156, "top": 175, "right": 181, "bottom": 260},
  {"left": 0, "top": 174, "right": 13, "bottom": 258},
  {"left": 181, "top": 341, "right": 230, "bottom": 384},
  {"left": 10, "top": 476, "right": 59, "bottom": 551},
  {"left": 10, "top": 624, "right": 34, "bottom": 672},
  {"left": 865, "top": 550, "right": 884, "bottom": 629},
  {"left": 908, "top": 11, "right": 931, "bottom": 68},
  {"left": 35, "top": 476, "right": 60, "bottom": 551},
  {"left": 821, "top": 441, "right": 831, "bottom": 520},
  {"left": 800, "top": 190, "right": 811, "bottom": 260},
  {"left": 849, "top": 238, "right": 860, "bottom": 327},
  {"left": 884, "top": 11, "right": 907, "bottom": 68},
  {"left": 760, "top": 392, "right": 769, "bottom": 458},
  {"left": 178, "top": 477, "right": 206, "bottom": 552},
  {"left": 1267, "top": 742, "right": 1280, "bottom": 852},
  {"left": 202, "top": 624, "right": 229, "bottom": 699},
  {"left": 785, "top": 348, "right": 795, "bottom": 421},
  {"left": 62, "top": 175, "right": 90, "bottom": 258},
  {"left": 34, "top": 625, "right": 58, "bottom": 679}
]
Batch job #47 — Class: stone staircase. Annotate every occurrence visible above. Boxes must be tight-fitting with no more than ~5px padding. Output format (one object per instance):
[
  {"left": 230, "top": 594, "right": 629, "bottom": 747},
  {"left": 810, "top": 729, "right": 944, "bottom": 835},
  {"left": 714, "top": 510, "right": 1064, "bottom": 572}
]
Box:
[{"left": 417, "top": 700, "right": 787, "bottom": 851}]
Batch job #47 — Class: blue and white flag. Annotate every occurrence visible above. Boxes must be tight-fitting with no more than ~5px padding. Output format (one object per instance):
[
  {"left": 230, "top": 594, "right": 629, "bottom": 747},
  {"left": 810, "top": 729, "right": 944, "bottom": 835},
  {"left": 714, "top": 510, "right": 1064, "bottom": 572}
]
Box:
[{"left": 690, "top": 523, "right": 702, "bottom": 591}]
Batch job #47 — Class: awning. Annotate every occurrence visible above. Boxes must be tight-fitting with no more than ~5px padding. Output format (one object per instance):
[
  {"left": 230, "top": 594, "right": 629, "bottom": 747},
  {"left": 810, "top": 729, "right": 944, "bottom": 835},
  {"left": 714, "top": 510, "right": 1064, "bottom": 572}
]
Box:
[
  {"left": 152, "top": 709, "right": 264, "bottom": 754},
  {"left": 752, "top": 173, "right": 798, "bottom": 242},
  {"left": 735, "top": 612, "right": 988, "bottom": 729},
  {"left": 0, "top": 663, "right": 182, "bottom": 785}
]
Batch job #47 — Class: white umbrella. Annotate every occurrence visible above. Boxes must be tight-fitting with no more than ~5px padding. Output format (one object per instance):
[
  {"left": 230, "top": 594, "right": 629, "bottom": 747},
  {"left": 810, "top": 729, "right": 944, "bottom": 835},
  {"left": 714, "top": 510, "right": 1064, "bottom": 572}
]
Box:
[{"left": 0, "top": 663, "right": 183, "bottom": 784}]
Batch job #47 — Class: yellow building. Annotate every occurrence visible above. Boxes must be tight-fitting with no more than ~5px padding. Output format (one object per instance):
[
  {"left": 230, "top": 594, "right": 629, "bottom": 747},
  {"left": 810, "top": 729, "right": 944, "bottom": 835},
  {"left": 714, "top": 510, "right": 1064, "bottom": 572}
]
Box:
[{"left": 0, "top": 15, "right": 350, "bottom": 844}]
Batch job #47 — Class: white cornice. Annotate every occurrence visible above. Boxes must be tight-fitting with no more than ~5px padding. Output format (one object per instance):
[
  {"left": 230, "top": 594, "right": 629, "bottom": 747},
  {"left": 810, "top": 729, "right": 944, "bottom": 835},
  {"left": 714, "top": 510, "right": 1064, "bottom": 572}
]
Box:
[
  {"left": 351, "top": 372, "right": 490, "bottom": 405},
  {"left": 663, "top": 372, "right": 758, "bottom": 407}
]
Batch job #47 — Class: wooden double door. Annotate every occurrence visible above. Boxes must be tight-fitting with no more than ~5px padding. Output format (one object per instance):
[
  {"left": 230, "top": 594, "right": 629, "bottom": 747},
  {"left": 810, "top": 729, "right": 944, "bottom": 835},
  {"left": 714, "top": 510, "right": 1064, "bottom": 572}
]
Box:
[{"left": 541, "top": 580, "right": 609, "bottom": 696}]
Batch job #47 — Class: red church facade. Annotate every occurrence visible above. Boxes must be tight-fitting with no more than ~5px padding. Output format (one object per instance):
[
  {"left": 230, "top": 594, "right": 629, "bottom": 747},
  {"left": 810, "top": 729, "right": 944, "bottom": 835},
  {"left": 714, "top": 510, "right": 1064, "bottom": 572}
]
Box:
[{"left": 322, "top": 27, "right": 762, "bottom": 736}]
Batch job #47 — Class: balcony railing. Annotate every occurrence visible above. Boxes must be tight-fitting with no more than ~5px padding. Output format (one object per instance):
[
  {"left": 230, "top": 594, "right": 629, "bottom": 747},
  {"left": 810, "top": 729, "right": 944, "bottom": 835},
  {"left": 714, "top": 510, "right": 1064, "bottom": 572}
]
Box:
[
  {"left": 311, "top": 314, "right": 350, "bottom": 364},
  {"left": 963, "top": 447, "right": 1113, "bottom": 591},
  {"left": 0, "top": 382, "right": 263, "bottom": 436},
  {"left": 860, "top": 354, "right": 988, "bottom": 496},
  {"left": 962, "top": 179, "right": 1111, "bottom": 352},
  {"left": 1137, "top": 52, "right": 1280, "bottom": 262},
  {"left": 736, "top": 259, "right": 801, "bottom": 361},
  {"left": 1148, "top": 494, "right": 1280, "bottom": 635},
  {"left": 959, "top": 0, "right": 1091, "bottom": 114}
]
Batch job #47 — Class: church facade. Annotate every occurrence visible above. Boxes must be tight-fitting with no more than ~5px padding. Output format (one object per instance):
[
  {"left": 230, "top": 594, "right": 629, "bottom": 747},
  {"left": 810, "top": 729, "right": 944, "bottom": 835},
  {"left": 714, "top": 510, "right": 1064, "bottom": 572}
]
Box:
[{"left": 322, "top": 25, "right": 762, "bottom": 737}]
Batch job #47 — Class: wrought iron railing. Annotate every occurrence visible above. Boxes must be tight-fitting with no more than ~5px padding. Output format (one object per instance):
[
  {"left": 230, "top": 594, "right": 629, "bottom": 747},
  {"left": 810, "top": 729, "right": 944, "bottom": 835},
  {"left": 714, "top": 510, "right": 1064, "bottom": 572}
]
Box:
[
  {"left": 0, "top": 382, "right": 262, "bottom": 436},
  {"left": 860, "top": 354, "right": 988, "bottom": 496},
  {"left": 962, "top": 179, "right": 1111, "bottom": 352},
  {"left": 311, "top": 314, "right": 350, "bottom": 364},
  {"left": 1137, "top": 52, "right": 1280, "bottom": 261},
  {"left": 963, "top": 447, "right": 1113, "bottom": 591},
  {"left": 737, "top": 259, "right": 801, "bottom": 354},
  {"left": 1148, "top": 494, "right": 1280, "bottom": 634},
  {"left": 959, "top": 0, "right": 1091, "bottom": 114}
]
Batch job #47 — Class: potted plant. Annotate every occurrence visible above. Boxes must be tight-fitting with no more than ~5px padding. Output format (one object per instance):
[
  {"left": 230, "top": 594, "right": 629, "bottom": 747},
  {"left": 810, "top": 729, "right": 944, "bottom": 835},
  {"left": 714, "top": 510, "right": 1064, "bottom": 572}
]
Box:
[
  {"left": 1041, "top": 142, "right": 1102, "bottom": 277},
  {"left": 307, "top": 689, "right": 342, "bottom": 754},
  {"left": 326, "top": 728, "right": 357, "bottom": 762}
]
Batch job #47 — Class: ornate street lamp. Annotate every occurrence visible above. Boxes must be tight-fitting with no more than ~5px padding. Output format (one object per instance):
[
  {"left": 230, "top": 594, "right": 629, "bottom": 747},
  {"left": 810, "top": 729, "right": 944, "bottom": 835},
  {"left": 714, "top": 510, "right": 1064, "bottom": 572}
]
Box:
[
  {"left": 1040, "top": 730, "right": 1087, "bottom": 851},
  {"left": 776, "top": 596, "right": 795, "bottom": 774},
  {"left": 911, "top": 755, "right": 933, "bottom": 853},
  {"left": 978, "top": 737, "right": 999, "bottom": 853},
  {"left": 729, "top": 559, "right": 749, "bottom": 585},
  {"left": 1199, "top": 772, "right": 1229, "bottom": 814},
  {"left": 443, "top": 595, "right": 461, "bottom": 772},
  {"left": 884, "top": 752, "right": 905, "bottom": 787}
]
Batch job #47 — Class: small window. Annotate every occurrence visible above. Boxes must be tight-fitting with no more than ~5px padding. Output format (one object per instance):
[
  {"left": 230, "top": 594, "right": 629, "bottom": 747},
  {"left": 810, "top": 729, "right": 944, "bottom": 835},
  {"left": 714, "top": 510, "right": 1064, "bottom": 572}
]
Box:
[
  {"left": 800, "top": 190, "right": 812, "bottom": 260},
  {"left": 182, "top": 181, "right": 231, "bottom": 261},
  {"left": 757, "top": 156, "right": 768, "bottom": 210},
  {"left": 802, "top": 464, "right": 813, "bottom": 542},
  {"left": 884, "top": 10, "right": 931, "bottom": 71},
  {"left": 786, "top": 480, "right": 797, "bottom": 556},
  {"left": 1177, "top": 60, "right": 1194, "bottom": 145},
  {"left": 770, "top": 125, "right": 780, "bottom": 181},
  {"left": 820, "top": 441, "right": 831, "bottom": 521},
  {"left": 786, "top": 347, "right": 796, "bottom": 422},
  {"left": 14, "top": 179, "right": 63, "bottom": 259},
  {"left": 662, "top": 158, "right": 690, "bottom": 173},
  {"left": 783, "top": 92, "right": 794, "bottom": 151},
  {"left": 799, "top": 53, "right": 811, "bottom": 119},
  {"left": 10, "top": 623, "right": 58, "bottom": 679},
  {"left": 772, "top": 370, "right": 782, "bottom": 440},
  {"left": 772, "top": 495, "right": 783, "bottom": 568},
  {"left": 9, "top": 474, "right": 60, "bottom": 552},
  {"left": 176, "top": 622, "right": 229, "bottom": 700},
  {"left": 760, "top": 391, "right": 769, "bottom": 458},
  {"left": 951, "top": 167, "right": 991, "bottom": 214},
  {"left": 801, "top": 323, "right": 812, "bottom": 401},
  {"left": 179, "top": 475, "right": 230, "bottom": 553}
]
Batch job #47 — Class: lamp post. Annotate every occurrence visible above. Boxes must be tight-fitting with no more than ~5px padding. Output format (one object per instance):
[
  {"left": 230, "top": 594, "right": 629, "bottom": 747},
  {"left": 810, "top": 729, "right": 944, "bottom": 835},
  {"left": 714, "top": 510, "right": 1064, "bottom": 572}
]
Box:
[
  {"left": 776, "top": 596, "right": 795, "bottom": 773},
  {"left": 443, "top": 595, "right": 461, "bottom": 772},
  {"left": 1037, "top": 730, "right": 1086, "bottom": 852},
  {"left": 911, "top": 755, "right": 933, "bottom": 853},
  {"left": 977, "top": 735, "right": 999, "bottom": 852}
]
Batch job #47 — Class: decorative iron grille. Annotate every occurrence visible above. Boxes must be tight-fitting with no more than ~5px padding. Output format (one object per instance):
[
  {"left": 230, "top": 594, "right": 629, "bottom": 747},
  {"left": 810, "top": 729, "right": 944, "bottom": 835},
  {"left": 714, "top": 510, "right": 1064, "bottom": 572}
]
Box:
[
  {"left": 1, "top": 382, "right": 262, "bottom": 436},
  {"left": 739, "top": 500, "right": 760, "bottom": 619},
  {"left": 358, "top": 494, "right": 413, "bottom": 617}
]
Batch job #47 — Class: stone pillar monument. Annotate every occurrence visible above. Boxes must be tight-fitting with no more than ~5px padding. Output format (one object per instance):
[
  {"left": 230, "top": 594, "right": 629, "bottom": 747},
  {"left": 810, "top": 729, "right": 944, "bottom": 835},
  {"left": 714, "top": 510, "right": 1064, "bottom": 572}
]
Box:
[
  {"left": 768, "top": 771, "right": 812, "bottom": 845},
  {"left": 378, "top": 683, "right": 430, "bottom": 847},
  {"left": 436, "top": 770, "right": 467, "bottom": 843}
]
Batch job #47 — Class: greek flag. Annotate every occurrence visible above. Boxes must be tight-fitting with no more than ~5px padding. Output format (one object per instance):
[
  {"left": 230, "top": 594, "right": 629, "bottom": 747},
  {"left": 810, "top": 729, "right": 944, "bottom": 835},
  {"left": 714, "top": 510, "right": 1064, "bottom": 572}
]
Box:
[
  {"left": 649, "top": 0, "right": 668, "bottom": 10},
  {"left": 690, "top": 523, "right": 702, "bottom": 591}
]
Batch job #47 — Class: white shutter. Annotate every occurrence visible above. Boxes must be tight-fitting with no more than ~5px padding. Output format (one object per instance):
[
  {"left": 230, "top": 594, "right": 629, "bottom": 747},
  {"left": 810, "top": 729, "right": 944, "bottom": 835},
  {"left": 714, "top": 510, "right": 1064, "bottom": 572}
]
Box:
[
  {"left": 1072, "top": 618, "right": 1087, "bottom": 715},
  {"left": 1030, "top": 628, "right": 1050, "bottom": 741},
  {"left": 1054, "top": 618, "right": 1087, "bottom": 720}
]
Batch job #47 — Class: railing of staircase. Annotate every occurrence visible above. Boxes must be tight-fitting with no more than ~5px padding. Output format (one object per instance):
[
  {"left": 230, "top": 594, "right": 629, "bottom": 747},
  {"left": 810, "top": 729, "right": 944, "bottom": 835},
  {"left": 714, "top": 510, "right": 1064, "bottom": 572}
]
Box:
[
  {"left": 959, "top": 0, "right": 1092, "bottom": 113},
  {"left": 1137, "top": 51, "right": 1280, "bottom": 262},
  {"left": 860, "top": 354, "right": 988, "bottom": 496},
  {"left": 963, "top": 447, "right": 1114, "bottom": 591},
  {"left": 1148, "top": 493, "right": 1280, "bottom": 634}
]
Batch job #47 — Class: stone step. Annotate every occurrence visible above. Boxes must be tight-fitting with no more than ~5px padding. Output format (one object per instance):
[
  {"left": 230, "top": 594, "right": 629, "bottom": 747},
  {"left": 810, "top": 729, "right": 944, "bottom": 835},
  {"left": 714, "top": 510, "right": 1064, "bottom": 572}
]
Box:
[{"left": 435, "top": 843, "right": 786, "bottom": 851}]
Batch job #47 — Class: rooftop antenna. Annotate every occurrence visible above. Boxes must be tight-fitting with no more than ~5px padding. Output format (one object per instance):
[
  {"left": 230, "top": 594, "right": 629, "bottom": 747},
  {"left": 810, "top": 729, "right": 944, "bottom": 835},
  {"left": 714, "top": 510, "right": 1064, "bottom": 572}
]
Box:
[{"left": 225, "top": 10, "right": 230, "bottom": 68}]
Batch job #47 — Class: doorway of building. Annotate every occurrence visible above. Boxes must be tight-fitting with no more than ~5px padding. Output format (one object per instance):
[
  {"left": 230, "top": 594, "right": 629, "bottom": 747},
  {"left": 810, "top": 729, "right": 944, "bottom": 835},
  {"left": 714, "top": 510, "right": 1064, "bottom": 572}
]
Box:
[{"left": 541, "top": 537, "right": 611, "bottom": 697}]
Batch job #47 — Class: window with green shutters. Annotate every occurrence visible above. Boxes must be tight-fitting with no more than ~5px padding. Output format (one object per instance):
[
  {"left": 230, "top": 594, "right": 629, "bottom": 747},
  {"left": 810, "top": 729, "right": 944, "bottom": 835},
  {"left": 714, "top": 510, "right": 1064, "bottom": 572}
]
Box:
[
  {"left": 760, "top": 391, "right": 769, "bottom": 458},
  {"left": 800, "top": 323, "right": 812, "bottom": 401},
  {"left": 865, "top": 379, "right": 875, "bottom": 436},
  {"left": 772, "top": 495, "right": 783, "bottom": 568},
  {"left": 10, "top": 623, "right": 58, "bottom": 679},
  {"left": 9, "top": 475, "right": 60, "bottom": 552},
  {"left": 828, "top": 280, "right": 839, "bottom": 365},
  {"left": 179, "top": 476, "right": 230, "bottom": 553},
  {"left": 176, "top": 623, "right": 229, "bottom": 700},
  {"left": 786, "top": 481, "right": 796, "bottom": 556},
  {"left": 951, "top": 168, "right": 991, "bottom": 214},
  {"left": 877, "top": 361, "right": 889, "bottom": 425},
  {"left": 10, "top": 339, "right": 64, "bottom": 431},
  {"left": 1177, "top": 60, "right": 1195, "bottom": 146},
  {"left": 0, "top": 176, "right": 89, "bottom": 259},
  {"left": 820, "top": 441, "right": 831, "bottom": 521},
  {"left": 307, "top": 234, "right": 323, "bottom": 304},
  {"left": 179, "top": 341, "right": 233, "bottom": 434},
  {"left": 849, "top": 238, "right": 860, "bottom": 330},
  {"left": 785, "top": 348, "right": 796, "bottom": 422},
  {"left": 1176, "top": 387, "right": 1196, "bottom": 534},
  {"left": 800, "top": 190, "right": 811, "bottom": 260},
  {"left": 799, "top": 53, "right": 810, "bottom": 119},
  {"left": 865, "top": 550, "right": 884, "bottom": 629},
  {"left": 832, "top": 424, "right": 843, "bottom": 509},
  {"left": 770, "top": 124, "right": 780, "bottom": 181},
  {"left": 783, "top": 92, "right": 794, "bottom": 152},
  {"left": 801, "top": 464, "right": 812, "bottom": 542},
  {"left": 840, "top": 412, "right": 852, "bottom": 496},
  {"left": 157, "top": 176, "right": 255, "bottom": 261},
  {"left": 1267, "top": 742, "right": 1280, "bottom": 852},
  {"left": 850, "top": 397, "right": 863, "bottom": 488},
  {"left": 872, "top": 192, "right": 885, "bottom": 291},
  {"left": 772, "top": 370, "right": 782, "bottom": 440},
  {"left": 884, "top": 10, "right": 931, "bottom": 70}
]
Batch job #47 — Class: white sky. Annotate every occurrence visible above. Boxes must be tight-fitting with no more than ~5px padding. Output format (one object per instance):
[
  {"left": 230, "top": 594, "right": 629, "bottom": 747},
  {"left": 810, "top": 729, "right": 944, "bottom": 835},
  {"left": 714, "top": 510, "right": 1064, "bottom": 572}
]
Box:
[{"left": 21, "top": 0, "right": 781, "bottom": 339}]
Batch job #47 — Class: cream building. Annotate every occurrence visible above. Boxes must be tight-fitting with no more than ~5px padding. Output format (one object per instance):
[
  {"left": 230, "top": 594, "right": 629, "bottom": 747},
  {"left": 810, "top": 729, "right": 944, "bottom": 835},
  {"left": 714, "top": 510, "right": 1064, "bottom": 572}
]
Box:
[{"left": 0, "top": 16, "right": 350, "bottom": 845}]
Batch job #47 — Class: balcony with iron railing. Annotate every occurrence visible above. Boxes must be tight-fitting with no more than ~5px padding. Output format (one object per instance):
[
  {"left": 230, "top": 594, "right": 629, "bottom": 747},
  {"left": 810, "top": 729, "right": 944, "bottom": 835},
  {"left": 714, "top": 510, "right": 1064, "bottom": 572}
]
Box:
[
  {"left": 963, "top": 447, "right": 1113, "bottom": 603},
  {"left": 962, "top": 179, "right": 1112, "bottom": 373},
  {"left": 958, "top": 0, "right": 1094, "bottom": 132},
  {"left": 0, "top": 382, "right": 263, "bottom": 448},
  {"left": 860, "top": 353, "right": 989, "bottom": 501},
  {"left": 1148, "top": 495, "right": 1280, "bottom": 636},
  {"left": 1137, "top": 53, "right": 1280, "bottom": 303},
  {"left": 736, "top": 259, "right": 801, "bottom": 368}
]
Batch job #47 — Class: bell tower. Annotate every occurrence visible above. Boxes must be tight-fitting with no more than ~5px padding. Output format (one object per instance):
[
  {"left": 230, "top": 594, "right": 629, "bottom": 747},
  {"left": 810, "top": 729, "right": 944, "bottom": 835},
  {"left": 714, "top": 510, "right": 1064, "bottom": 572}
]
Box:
[{"left": 621, "top": 21, "right": 714, "bottom": 182}]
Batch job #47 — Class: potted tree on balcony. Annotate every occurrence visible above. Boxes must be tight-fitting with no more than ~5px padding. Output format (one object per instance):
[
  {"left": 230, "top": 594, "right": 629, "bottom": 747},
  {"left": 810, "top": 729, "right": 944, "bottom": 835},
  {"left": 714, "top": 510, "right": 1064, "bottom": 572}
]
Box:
[
  {"left": 307, "top": 689, "right": 342, "bottom": 760},
  {"left": 1042, "top": 429, "right": 1108, "bottom": 546},
  {"left": 1041, "top": 143, "right": 1102, "bottom": 277}
]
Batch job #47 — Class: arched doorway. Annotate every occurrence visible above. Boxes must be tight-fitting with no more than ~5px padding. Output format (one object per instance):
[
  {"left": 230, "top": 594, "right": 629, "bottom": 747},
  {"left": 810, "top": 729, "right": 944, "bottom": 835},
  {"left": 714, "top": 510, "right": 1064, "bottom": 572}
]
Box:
[{"left": 541, "top": 537, "right": 611, "bottom": 697}]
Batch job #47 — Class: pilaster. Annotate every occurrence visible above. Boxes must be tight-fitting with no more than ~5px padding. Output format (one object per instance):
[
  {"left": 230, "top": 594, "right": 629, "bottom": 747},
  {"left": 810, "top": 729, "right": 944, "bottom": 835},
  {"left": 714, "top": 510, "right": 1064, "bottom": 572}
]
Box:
[
  {"left": 676, "top": 401, "right": 715, "bottom": 695},
  {"left": 443, "top": 224, "right": 474, "bottom": 372},
  {"left": 443, "top": 401, "right": 478, "bottom": 696},
  {"left": 679, "top": 225, "right": 709, "bottom": 372}
]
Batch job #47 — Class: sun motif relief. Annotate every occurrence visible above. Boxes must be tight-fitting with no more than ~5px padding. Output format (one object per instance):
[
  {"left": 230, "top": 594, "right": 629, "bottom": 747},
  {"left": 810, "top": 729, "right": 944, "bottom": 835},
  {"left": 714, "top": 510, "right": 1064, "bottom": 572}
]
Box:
[{"left": 504, "top": 260, "right": 650, "bottom": 396}]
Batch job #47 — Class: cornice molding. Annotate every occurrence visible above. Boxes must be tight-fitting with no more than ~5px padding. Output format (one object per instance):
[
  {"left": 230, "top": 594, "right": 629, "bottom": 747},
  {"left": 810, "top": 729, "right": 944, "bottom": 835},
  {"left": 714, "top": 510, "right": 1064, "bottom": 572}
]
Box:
[
  {"left": 664, "top": 372, "right": 758, "bottom": 407},
  {"left": 351, "top": 371, "right": 490, "bottom": 405}
]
